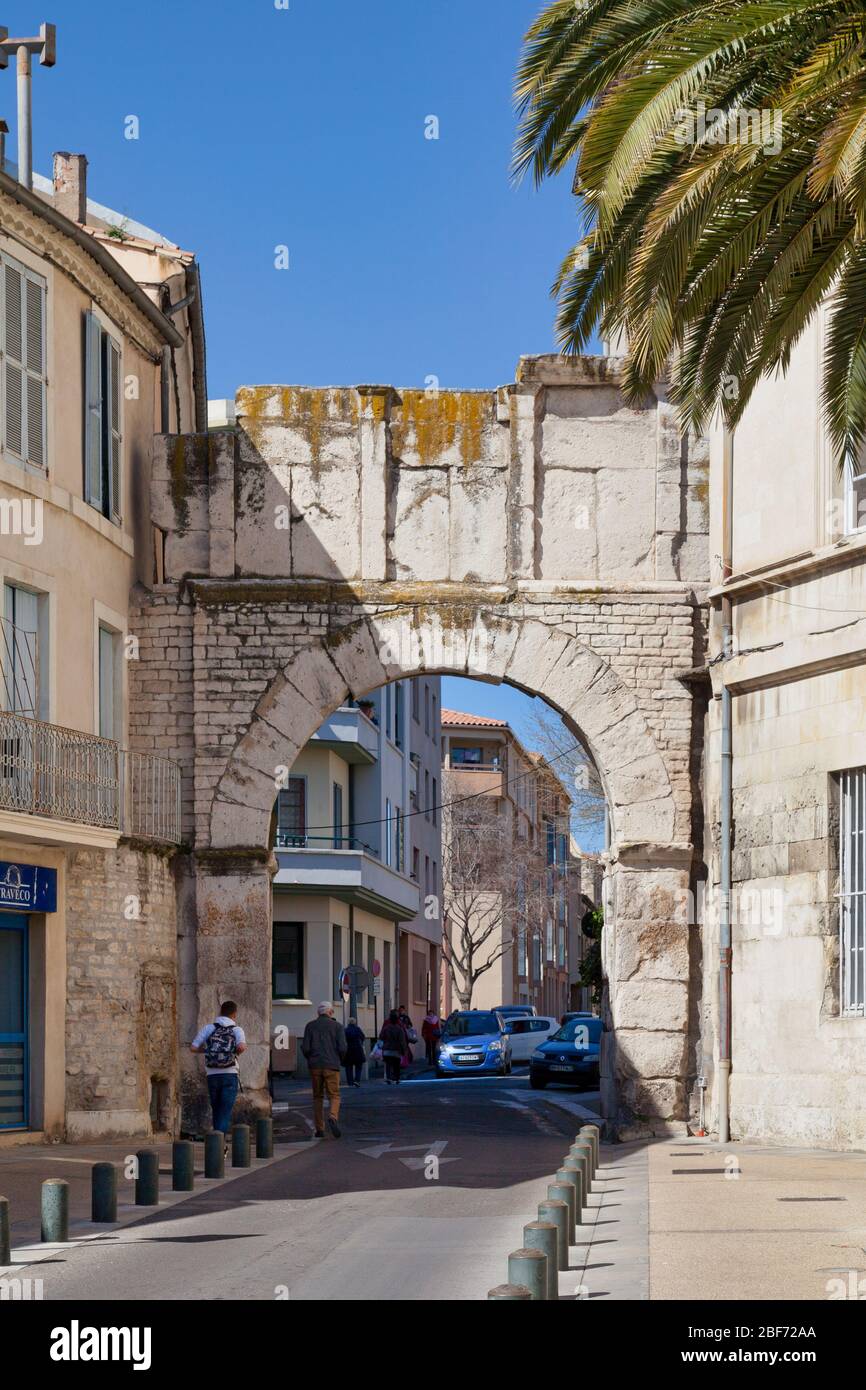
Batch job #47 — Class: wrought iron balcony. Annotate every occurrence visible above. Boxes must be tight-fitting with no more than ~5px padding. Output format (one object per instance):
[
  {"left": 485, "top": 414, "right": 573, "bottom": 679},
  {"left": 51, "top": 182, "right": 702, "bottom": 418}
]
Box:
[{"left": 0, "top": 710, "right": 181, "bottom": 843}]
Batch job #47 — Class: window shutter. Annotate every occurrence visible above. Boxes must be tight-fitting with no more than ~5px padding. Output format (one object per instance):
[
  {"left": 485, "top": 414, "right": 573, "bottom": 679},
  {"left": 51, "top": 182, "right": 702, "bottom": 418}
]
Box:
[
  {"left": 106, "top": 335, "right": 121, "bottom": 523},
  {"left": 24, "top": 273, "right": 45, "bottom": 468},
  {"left": 3, "top": 261, "right": 23, "bottom": 459},
  {"left": 84, "top": 312, "right": 103, "bottom": 508}
]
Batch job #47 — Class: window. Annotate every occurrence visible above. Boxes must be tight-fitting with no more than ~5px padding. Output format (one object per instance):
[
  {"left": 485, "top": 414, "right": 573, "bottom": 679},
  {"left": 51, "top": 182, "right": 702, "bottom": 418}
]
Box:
[
  {"left": 518, "top": 925, "right": 528, "bottom": 977},
  {"left": 411, "top": 847, "right": 420, "bottom": 881},
  {"left": 431, "top": 693, "right": 437, "bottom": 737},
  {"left": 333, "top": 782, "right": 343, "bottom": 849},
  {"left": 2, "top": 254, "right": 46, "bottom": 471},
  {"left": 432, "top": 776, "right": 438, "bottom": 826},
  {"left": 277, "top": 776, "right": 306, "bottom": 845},
  {"left": 395, "top": 807, "right": 404, "bottom": 872},
  {"left": 383, "top": 940, "right": 392, "bottom": 1013},
  {"left": 332, "top": 923, "right": 343, "bottom": 999},
  {"left": 84, "top": 312, "right": 121, "bottom": 522},
  {"left": 395, "top": 683, "right": 404, "bottom": 749},
  {"left": 412, "top": 680, "right": 420, "bottom": 722},
  {"left": 3, "top": 582, "right": 40, "bottom": 716},
  {"left": 273, "top": 922, "right": 303, "bottom": 999},
  {"left": 839, "top": 768, "right": 866, "bottom": 1014},
  {"left": 98, "top": 625, "right": 120, "bottom": 740},
  {"left": 424, "top": 684, "right": 430, "bottom": 735},
  {"left": 424, "top": 769, "right": 430, "bottom": 820},
  {"left": 367, "top": 936, "right": 375, "bottom": 998},
  {"left": 451, "top": 746, "right": 482, "bottom": 765},
  {"left": 425, "top": 855, "right": 430, "bottom": 895},
  {"left": 385, "top": 799, "right": 393, "bottom": 866},
  {"left": 384, "top": 685, "right": 393, "bottom": 740},
  {"left": 412, "top": 949, "right": 427, "bottom": 1007}
]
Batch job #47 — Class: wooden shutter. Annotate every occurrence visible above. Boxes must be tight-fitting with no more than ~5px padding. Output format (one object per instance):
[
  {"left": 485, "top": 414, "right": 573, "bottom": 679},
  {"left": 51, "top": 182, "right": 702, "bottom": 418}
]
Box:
[
  {"left": 106, "top": 335, "right": 121, "bottom": 522},
  {"left": 3, "top": 260, "right": 23, "bottom": 459},
  {"left": 24, "top": 273, "right": 45, "bottom": 468},
  {"left": 83, "top": 312, "right": 103, "bottom": 508}
]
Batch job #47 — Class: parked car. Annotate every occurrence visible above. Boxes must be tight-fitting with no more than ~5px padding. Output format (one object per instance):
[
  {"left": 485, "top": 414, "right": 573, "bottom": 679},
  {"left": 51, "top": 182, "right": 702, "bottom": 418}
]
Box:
[
  {"left": 529, "top": 1016, "right": 603, "bottom": 1090},
  {"left": 504, "top": 1015, "right": 560, "bottom": 1063},
  {"left": 436, "top": 1010, "right": 513, "bottom": 1077},
  {"left": 494, "top": 1004, "right": 537, "bottom": 1019},
  {"left": 560, "top": 1011, "right": 595, "bottom": 1024}
]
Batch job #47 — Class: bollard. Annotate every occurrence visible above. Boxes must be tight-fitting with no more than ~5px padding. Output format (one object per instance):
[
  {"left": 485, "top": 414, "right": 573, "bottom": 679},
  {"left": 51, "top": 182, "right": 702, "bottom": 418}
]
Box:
[
  {"left": 172, "top": 1140, "right": 195, "bottom": 1192},
  {"left": 580, "top": 1125, "right": 600, "bottom": 1170},
  {"left": 538, "top": 1198, "right": 569, "bottom": 1271},
  {"left": 0, "top": 1196, "right": 9, "bottom": 1265},
  {"left": 91, "top": 1163, "right": 117, "bottom": 1223},
  {"left": 548, "top": 1179, "right": 577, "bottom": 1240},
  {"left": 204, "top": 1131, "right": 225, "bottom": 1178},
  {"left": 523, "top": 1220, "right": 559, "bottom": 1300},
  {"left": 559, "top": 1159, "right": 585, "bottom": 1215},
  {"left": 255, "top": 1117, "right": 273, "bottom": 1159},
  {"left": 135, "top": 1148, "right": 160, "bottom": 1206},
  {"left": 574, "top": 1132, "right": 597, "bottom": 1173},
  {"left": 41, "top": 1178, "right": 69, "bottom": 1242},
  {"left": 507, "top": 1247, "right": 547, "bottom": 1301},
  {"left": 571, "top": 1140, "right": 594, "bottom": 1192},
  {"left": 488, "top": 1283, "right": 531, "bottom": 1300},
  {"left": 231, "top": 1124, "right": 251, "bottom": 1168},
  {"left": 572, "top": 1136, "right": 596, "bottom": 1176}
]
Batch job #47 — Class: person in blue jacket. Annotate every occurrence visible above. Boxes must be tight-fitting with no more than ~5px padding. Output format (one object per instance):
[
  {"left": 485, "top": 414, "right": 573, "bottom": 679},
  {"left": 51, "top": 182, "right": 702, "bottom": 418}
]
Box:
[{"left": 344, "top": 1016, "right": 366, "bottom": 1087}]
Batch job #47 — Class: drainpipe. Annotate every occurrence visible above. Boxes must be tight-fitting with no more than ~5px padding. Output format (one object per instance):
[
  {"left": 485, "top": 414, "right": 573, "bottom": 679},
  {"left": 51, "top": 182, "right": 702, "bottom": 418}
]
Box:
[{"left": 718, "top": 428, "right": 734, "bottom": 1143}]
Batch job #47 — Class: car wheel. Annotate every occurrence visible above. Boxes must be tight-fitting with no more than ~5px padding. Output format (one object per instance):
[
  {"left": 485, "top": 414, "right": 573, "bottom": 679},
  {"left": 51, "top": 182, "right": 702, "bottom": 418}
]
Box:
[{"left": 530, "top": 1076, "right": 547, "bottom": 1090}]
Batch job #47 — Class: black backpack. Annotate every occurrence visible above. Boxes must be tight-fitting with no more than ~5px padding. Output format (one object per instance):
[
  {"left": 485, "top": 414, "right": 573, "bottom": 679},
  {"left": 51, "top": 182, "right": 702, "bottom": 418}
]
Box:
[{"left": 204, "top": 1021, "right": 238, "bottom": 1069}]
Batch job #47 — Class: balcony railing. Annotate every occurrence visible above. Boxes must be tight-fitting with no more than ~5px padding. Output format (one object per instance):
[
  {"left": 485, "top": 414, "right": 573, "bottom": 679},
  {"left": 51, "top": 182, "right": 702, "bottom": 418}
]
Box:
[
  {"left": 275, "top": 831, "right": 378, "bottom": 856},
  {"left": 0, "top": 711, "right": 181, "bottom": 844}
]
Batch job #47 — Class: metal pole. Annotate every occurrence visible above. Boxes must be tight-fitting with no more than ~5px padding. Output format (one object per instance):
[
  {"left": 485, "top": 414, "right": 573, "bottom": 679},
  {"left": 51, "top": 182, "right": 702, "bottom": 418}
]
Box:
[
  {"left": 204, "top": 1131, "right": 225, "bottom": 1178},
  {"left": 172, "top": 1140, "right": 195, "bottom": 1192},
  {"left": 16, "top": 46, "right": 30, "bottom": 189},
  {"left": 231, "top": 1124, "right": 251, "bottom": 1168},
  {"left": 719, "top": 426, "right": 735, "bottom": 1145},
  {"left": 255, "top": 1117, "right": 273, "bottom": 1159},
  {"left": 135, "top": 1149, "right": 160, "bottom": 1206},
  {"left": 91, "top": 1163, "right": 117, "bottom": 1222}
]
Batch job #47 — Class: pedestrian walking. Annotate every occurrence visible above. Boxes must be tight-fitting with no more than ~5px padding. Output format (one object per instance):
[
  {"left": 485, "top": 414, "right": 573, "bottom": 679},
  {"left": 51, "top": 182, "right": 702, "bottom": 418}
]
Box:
[
  {"left": 301, "top": 1002, "right": 347, "bottom": 1137},
  {"left": 422, "top": 1011, "right": 442, "bottom": 1065},
  {"left": 190, "top": 1001, "right": 247, "bottom": 1141},
  {"left": 397, "top": 1004, "right": 417, "bottom": 1063},
  {"left": 380, "top": 1009, "right": 409, "bottom": 1085},
  {"left": 344, "top": 1016, "right": 366, "bottom": 1087}
]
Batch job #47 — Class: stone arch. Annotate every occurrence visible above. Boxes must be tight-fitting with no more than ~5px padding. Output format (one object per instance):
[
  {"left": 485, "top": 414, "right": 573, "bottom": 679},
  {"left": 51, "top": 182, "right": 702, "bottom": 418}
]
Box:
[{"left": 209, "top": 608, "right": 676, "bottom": 854}]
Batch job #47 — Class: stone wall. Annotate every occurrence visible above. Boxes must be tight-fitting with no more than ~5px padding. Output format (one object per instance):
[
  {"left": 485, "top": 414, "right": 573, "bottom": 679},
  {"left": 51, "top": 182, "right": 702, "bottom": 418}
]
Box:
[{"left": 65, "top": 843, "right": 178, "bottom": 1140}]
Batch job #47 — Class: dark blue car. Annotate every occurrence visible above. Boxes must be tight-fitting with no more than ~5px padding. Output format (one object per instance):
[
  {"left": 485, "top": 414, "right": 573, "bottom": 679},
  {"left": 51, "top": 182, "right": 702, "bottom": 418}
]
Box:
[{"left": 529, "top": 1016, "right": 603, "bottom": 1090}]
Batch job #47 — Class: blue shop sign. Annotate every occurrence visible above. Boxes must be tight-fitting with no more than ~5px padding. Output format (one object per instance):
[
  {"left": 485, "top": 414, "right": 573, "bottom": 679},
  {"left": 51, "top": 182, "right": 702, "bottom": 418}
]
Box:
[{"left": 0, "top": 862, "right": 57, "bottom": 913}]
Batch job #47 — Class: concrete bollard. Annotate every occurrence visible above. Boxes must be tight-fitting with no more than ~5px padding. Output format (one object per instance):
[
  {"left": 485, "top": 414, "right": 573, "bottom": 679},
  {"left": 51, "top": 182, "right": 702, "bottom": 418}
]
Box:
[
  {"left": 547, "top": 1182, "right": 576, "bottom": 1243},
  {"left": 507, "top": 1247, "right": 548, "bottom": 1301},
  {"left": 91, "top": 1163, "right": 117, "bottom": 1223},
  {"left": 135, "top": 1149, "right": 160, "bottom": 1206},
  {"left": 0, "top": 1196, "right": 10, "bottom": 1265},
  {"left": 488, "top": 1283, "right": 532, "bottom": 1300},
  {"left": 41, "top": 1178, "right": 69, "bottom": 1242},
  {"left": 538, "top": 1198, "right": 569, "bottom": 1271},
  {"left": 574, "top": 1132, "right": 596, "bottom": 1172},
  {"left": 231, "top": 1124, "right": 251, "bottom": 1168},
  {"left": 255, "top": 1117, "right": 273, "bottom": 1159},
  {"left": 571, "top": 1140, "right": 594, "bottom": 1192},
  {"left": 523, "top": 1220, "right": 559, "bottom": 1300},
  {"left": 172, "top": 1140, "right": 195, "bottom": 1192},
  {"left": 580, "top": 1125, "right": 600, "bottom": 1170},
  {"left": 559, "top": 1160, "right": 585, "bottom": 1215},
  {"left": 204, "top": 1131, "right": 225, "bottom": 1178}
]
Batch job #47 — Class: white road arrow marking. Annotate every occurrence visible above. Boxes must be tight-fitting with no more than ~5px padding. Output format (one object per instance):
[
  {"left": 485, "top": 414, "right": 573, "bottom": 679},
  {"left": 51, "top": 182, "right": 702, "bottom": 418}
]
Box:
[{"left": 358, "top": 1139, "right": 452, "bottom": 1161}]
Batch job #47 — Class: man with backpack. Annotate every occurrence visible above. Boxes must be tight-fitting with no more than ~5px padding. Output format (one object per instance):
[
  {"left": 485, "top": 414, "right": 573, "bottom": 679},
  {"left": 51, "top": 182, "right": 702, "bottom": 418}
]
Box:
[{"left": 191, "top": 1001, "right": 247, "bottom": 1138}]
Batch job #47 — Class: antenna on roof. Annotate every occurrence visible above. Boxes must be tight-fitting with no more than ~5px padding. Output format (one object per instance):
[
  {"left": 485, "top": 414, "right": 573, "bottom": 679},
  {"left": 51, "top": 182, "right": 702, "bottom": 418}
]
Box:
[{"left": 0, "top": 23, "right": 56, "bottom": 190}]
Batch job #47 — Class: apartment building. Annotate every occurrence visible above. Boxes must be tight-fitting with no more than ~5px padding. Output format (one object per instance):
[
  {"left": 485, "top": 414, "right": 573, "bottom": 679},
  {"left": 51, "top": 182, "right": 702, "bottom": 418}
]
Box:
[
  {"left": 567, "top": 841, "right": 604, "bottom": 1013},
  {"left": 440, "top": 710, "right": 573, "bottom": 1017},
  {"left": 271, "top": 678, "right": 441, "bottom": 1071},
  {"left": 0, "top": 152, "right": 201, "bottom": 1141}
]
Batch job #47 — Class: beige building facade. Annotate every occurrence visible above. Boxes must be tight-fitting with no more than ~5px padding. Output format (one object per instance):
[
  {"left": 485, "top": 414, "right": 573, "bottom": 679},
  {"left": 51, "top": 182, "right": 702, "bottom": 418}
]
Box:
[{"left": 0, "top": 153, "right": 200, "bottom": 1143}]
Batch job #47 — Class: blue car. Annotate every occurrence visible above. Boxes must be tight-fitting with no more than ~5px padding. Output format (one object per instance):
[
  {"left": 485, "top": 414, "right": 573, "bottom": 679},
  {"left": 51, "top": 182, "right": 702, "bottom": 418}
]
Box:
[
  {"left": 436, "top": 1010, "right": 513, "bottom": 1078},
  {"left": 529, "top": 1016, "right": 603, "bottom": 1090}
]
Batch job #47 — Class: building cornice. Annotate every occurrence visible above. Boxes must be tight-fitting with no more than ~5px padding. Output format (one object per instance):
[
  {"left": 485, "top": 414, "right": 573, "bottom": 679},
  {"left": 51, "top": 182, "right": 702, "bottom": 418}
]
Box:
[
  {"left": 709, "top": 531, "right": 866, "bottom": 604},
  {"left": 0, "top": 173, "right": 183, "bottom": 360}
]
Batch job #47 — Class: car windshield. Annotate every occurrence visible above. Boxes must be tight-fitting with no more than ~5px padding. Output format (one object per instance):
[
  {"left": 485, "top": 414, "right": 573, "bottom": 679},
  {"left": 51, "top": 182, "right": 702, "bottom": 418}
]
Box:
[
  {"left": 444, "top": 1013, "right": 500, "bottom": 1037},
  {"left": 551, "top": 1018, "right": 603, "bottom": 1044}
]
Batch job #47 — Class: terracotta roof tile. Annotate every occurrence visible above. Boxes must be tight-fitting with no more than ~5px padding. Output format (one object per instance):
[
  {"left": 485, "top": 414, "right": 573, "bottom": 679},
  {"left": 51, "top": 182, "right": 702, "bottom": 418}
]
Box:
[{"left": 440, "top": 708, "right": 509, "bottom": 728}]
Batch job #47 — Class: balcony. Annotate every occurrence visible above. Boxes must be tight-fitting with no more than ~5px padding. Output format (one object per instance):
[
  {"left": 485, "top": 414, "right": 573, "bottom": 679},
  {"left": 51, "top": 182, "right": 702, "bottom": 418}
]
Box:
[
  {"left": 0, "top": 711, "right": 181, "bottom": 845},
  {"left": 445, "top": 762, "right": 505, "bottom": 797},
  {"left": 310, "top": 706, "right": 378, "bottom": 764},
  {"left": 273, "top": 835, "right": 419, "bottom": 921}
]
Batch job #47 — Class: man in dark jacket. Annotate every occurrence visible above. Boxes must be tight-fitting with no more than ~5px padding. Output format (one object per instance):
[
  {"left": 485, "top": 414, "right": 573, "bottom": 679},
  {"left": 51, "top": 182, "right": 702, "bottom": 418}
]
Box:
[{"left": 301, "top": 1002, "right": 347, "bottom": 1137}]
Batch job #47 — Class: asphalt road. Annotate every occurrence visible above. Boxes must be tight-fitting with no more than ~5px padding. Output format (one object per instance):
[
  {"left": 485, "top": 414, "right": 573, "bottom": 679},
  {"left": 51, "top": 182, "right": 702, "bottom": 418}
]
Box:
[{"left": 20, "top": 1073, "right": 603, "bottom": 1302}]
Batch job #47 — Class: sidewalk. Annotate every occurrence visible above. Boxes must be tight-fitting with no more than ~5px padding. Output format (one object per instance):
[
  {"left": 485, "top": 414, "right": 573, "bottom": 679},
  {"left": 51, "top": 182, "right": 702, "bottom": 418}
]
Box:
[{"left": 0, "top": 1131, "right": 310, "bottom": 1261}]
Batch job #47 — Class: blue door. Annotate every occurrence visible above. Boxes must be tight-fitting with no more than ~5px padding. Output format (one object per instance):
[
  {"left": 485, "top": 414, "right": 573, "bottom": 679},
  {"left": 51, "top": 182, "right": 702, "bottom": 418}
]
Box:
[{"left": 0, "top": 914, "right": 27, "bottom": 1128}]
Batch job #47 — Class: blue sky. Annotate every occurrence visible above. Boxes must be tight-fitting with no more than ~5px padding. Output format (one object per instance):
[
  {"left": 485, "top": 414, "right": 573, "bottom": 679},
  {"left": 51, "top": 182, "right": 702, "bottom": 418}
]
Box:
[{"left": 27, "top": 0, "right": 580, "bottom": 398}]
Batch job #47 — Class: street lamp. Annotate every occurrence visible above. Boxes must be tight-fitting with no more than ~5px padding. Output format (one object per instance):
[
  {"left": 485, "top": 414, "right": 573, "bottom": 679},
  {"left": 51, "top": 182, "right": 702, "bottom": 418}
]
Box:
[{"left": 0, "top": 24, "right": 56, "bottom": 190}]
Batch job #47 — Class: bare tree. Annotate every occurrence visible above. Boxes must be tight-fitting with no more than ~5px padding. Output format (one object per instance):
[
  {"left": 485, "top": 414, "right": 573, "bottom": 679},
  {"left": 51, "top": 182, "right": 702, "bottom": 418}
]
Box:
[
  {"left": 526, "top": 703, "right": 605, "bottom": 844},
  {"left": 441, "top": 771, "right": 548, "bottom": 1011}
]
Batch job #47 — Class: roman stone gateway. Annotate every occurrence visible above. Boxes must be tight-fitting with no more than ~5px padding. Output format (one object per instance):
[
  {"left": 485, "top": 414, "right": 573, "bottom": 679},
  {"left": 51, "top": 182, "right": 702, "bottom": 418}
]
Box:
[{"left": 133, "top": 355, "right": 710, "bottom": 1135}]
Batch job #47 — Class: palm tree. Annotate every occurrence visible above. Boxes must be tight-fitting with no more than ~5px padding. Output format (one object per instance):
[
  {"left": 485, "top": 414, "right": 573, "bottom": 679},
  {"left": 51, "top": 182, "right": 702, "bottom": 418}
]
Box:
[{"left": 514, "top": 0, "right": 866, "bottom": 460}]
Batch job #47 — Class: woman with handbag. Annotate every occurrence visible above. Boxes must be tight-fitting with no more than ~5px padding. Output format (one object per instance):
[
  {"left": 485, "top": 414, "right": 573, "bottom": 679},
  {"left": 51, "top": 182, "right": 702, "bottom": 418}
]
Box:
[{"left": 379, "top": 1010, "right": 408, "bottom": 1085}]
